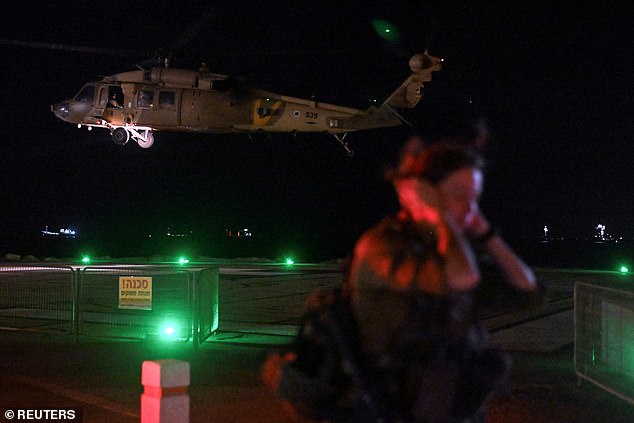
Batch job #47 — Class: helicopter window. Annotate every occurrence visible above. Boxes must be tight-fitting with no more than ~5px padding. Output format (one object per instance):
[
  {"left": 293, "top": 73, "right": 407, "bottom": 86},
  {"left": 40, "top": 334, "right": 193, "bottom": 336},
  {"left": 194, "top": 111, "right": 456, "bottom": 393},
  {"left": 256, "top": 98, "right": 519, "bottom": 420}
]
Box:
[
  {"left": 98, "top": 87, "right": 108, "bottom": 107},
  {"left": 74, "top": 85, "right": 95, "bottom": 103},
  {"left": 138, "top": 90, "right": 154, "bottom": 108},
  {"left": 159, "top": 91, "right": 176, "bottom": 110},
  {"left": 107, "top": 86, "right": 124, "bottom": 109}
]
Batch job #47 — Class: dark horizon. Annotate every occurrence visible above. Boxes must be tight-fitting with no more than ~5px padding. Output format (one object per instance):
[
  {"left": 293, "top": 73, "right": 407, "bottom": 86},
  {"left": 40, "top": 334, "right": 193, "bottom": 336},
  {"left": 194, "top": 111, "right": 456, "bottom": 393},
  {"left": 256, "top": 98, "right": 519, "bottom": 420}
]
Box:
[
  {"left": 6, "top": 222, "right": 634, "bottom": 273},
  {"left": 1, "top": 2, "right": 633, "bottom": 263}
]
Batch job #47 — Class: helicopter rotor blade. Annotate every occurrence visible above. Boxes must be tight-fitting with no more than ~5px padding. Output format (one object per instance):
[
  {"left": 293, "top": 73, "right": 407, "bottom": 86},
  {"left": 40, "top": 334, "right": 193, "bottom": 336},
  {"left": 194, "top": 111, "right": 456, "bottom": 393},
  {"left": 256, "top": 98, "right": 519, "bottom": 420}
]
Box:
[
  {"left": 0, "top": 38, "right": 141, "bottom": 57},
  {"left": 165, "top": 11, "right": 218, "bottom": 55}
]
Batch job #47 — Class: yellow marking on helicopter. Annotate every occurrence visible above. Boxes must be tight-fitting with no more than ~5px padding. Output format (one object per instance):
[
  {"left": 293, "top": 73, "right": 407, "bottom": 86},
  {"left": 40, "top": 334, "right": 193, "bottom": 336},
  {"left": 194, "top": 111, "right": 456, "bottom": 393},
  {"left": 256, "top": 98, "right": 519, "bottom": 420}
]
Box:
[{"left": 253, "top": 98, "right": 284, "bottom": 126}]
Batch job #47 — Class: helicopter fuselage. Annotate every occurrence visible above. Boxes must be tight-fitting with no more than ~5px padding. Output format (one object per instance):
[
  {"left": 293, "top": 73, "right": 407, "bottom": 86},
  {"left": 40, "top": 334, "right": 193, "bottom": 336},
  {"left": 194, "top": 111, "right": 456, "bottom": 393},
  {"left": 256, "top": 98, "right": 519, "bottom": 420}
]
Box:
[{"left": 51, "top": 52, "right": 442, "bottom": 154}]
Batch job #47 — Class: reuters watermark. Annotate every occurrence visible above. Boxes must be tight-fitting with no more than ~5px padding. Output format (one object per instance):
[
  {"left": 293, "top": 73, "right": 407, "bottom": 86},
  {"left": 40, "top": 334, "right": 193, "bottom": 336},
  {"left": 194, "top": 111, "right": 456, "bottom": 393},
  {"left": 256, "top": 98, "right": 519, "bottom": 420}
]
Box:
[{"left": 2, "top": 409, "right": 82, "bottom": 422}]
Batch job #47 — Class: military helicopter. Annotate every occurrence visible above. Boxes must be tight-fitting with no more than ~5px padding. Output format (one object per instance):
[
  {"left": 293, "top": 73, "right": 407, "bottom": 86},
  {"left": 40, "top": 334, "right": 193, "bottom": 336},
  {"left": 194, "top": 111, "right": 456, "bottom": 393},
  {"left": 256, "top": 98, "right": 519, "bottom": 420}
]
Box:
[{"left": 50, "top": 51, "right": 442, "bottom": 155}]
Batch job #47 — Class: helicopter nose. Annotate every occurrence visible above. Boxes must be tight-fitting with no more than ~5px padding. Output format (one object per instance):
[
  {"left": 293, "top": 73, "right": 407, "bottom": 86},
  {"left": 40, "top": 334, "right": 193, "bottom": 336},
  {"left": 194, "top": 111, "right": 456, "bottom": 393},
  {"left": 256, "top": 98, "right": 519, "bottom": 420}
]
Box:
[{"left": 51, "top": 101, "right": 71, "bottom": 119}]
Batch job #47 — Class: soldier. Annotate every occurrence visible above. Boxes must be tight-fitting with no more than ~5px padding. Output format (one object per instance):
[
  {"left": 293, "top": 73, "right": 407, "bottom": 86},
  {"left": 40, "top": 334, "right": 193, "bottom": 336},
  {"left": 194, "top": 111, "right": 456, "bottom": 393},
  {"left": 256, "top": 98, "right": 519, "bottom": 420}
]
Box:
[{"left": 348, "top": 138, "right": 537, "bottom": 422}]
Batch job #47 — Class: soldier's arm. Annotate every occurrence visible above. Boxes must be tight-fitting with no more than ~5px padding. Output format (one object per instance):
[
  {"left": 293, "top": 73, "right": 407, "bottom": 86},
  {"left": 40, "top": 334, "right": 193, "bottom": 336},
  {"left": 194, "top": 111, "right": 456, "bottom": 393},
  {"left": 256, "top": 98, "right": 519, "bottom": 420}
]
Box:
[{"left": 427, "top": 213, "right": 480, "bottom": 291}]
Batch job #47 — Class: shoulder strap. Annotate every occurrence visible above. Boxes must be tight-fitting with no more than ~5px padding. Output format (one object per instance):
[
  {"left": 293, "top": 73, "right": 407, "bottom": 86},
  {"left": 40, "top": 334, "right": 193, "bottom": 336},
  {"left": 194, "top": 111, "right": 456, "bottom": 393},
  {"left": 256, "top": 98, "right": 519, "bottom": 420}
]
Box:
[{"left": 396, "top": 216, "right": 447, "bottom": 292}]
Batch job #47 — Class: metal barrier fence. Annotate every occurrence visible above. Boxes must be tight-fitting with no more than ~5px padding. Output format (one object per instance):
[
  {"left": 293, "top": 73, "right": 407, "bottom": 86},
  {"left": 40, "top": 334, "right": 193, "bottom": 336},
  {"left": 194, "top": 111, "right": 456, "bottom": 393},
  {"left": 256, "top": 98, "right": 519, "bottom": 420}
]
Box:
[
  {"left": 574, "top": 281, "right": 634, "bottom": 405},
  {"left": 0, "top": 264, "right": 218, "bottom": 348},
  {"left": 0, "top": 265, "right": 75, "bottom": 334}
]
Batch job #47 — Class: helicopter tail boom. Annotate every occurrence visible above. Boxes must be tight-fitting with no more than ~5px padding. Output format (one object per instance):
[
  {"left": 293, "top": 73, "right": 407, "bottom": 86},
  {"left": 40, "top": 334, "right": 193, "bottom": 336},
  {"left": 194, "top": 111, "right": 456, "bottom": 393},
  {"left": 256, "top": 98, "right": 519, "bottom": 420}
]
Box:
[{"left": 382, "top": 51, "right": 443, "bottom": 109}]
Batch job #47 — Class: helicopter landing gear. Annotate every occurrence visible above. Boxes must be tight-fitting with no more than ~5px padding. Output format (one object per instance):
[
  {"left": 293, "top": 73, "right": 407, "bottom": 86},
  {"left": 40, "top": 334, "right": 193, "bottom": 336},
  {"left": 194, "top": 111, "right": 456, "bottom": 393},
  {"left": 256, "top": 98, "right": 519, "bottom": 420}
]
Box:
[
  {"left": 135, "top": 130, "right": 154, "bottom": 148},
  {"left": 110, "top": 126, "right": 155, "bottom": 148},
  {"left": 333, "top": 133, "right": 354, "bottom": 157},
  {"left": 112, "top": 127, "right": 130, "bottom": 145}
]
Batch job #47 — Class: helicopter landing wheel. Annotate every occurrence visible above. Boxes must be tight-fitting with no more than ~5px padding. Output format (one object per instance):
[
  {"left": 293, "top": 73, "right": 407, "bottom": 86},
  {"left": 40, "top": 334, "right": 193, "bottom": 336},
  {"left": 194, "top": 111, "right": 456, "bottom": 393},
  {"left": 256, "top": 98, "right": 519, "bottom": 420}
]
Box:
[
  {"left": 112, "top": 127, "right": 130, "bottom": 145},
  {"left": 137, "top": 131, "right": 154, "bottom": 148}
]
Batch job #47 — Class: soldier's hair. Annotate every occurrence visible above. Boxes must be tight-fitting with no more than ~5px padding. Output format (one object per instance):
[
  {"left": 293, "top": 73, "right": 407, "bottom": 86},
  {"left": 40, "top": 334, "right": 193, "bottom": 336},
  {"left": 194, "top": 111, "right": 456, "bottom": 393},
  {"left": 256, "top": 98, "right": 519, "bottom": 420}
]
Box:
[{"left": 387, "top": 137, "right": 484, "bottom": 184}]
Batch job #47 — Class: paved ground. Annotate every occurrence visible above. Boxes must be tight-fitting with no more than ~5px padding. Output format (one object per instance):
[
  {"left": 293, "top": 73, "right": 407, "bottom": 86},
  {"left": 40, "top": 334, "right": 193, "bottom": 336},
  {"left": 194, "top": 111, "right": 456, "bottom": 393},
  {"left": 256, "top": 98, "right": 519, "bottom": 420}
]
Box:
[{"left": 0, "top": 265, "right": 633, "bottom": 422}]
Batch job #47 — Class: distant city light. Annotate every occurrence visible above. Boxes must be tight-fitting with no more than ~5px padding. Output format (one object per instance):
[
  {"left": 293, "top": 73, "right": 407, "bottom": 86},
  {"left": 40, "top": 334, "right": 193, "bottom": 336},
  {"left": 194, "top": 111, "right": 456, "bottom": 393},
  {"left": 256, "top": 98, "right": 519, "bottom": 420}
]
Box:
[
  {"left": 41, "top": 226, "right": 78, "bottom": 239},
  {"left": 81, "top": 256, "right": 91, "bottom": 264},
  {"left": 225, "top": 228, "right": 253, "bottom": 237},
  {"left": 178, "top": 257, "right": 190, "bottom": 265},
  {"left": 285, "top": 257, "right": 295, "bottom": 266},
  {"left": 594, "top": 224, "right": 615, "bottom": 242},
  {"left": 620, "top": 265, "right": 629, "bottom": 274},
  {"left": 165, "top": 227, "right": 192, "bottom": 238}
]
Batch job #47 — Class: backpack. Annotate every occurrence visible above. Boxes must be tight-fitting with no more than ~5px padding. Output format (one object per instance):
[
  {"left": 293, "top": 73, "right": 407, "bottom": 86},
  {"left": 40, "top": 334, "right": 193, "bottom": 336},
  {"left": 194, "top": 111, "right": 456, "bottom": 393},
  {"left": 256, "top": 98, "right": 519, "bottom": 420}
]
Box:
[{"left": 261, "top": 288, "right": 389, "bottom": 422}]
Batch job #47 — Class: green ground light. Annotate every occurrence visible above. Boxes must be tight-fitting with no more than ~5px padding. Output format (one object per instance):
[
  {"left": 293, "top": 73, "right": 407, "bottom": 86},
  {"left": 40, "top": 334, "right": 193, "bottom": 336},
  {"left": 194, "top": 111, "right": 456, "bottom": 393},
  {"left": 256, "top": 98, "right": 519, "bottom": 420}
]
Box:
[
  {"left": 159, "top": 319, "right": 182, "bottom": 340},
  {"left": 620, "top": 265, "right": 629, "bottom": 274},
  {"left": 162, "top": 325, "right": 176, "bottom": 336}
]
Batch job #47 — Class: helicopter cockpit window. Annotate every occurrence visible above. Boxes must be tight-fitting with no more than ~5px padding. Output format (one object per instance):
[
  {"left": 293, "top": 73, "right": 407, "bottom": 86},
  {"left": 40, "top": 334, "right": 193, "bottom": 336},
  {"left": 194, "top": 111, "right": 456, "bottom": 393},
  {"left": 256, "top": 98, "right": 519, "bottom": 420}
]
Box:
[
  {"left": 74, "top": 85, "right": 95, "bottom": 103},
  {"left": 159, "top": 91, "right": 175, "bottom": 110},
  {"left": 107, "top": 86, "right": 124, "bottom": 109},
  {"left": 138, "top": 90, "right": 154, "bottom": 108},
  {"left": 98, "top": 87, "right": 108, "bottom": 107}
]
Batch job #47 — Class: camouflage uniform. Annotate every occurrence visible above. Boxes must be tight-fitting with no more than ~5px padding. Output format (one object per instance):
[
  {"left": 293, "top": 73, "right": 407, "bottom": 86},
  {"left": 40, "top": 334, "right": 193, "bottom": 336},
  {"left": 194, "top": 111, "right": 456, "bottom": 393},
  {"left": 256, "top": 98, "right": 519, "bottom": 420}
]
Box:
[{"left": 349, "top": 213, "right": 506, "bottom": 422}]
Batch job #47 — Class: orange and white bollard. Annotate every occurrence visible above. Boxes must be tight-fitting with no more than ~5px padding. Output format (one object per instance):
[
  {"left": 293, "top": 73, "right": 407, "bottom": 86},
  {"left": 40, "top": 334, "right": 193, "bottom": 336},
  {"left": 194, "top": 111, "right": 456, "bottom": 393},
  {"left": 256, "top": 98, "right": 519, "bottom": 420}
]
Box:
[{"left": 141, "top": 359, "right": 190, "bottom": 423}]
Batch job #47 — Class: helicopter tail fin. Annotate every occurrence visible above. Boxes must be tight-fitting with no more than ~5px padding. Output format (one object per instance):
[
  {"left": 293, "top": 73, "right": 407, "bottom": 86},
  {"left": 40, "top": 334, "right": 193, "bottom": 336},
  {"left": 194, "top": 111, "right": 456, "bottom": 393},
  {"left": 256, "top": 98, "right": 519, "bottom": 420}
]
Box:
[{"left": 382, "top": 51, "right": 443, "bottom": 109}]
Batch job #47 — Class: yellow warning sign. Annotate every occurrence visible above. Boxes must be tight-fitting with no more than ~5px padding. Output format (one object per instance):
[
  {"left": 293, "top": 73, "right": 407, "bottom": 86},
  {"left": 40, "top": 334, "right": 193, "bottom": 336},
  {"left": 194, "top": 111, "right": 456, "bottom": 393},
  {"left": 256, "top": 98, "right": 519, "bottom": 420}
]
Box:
[{"left": 119, "top": 276, "right": 153, "bottom": 310}]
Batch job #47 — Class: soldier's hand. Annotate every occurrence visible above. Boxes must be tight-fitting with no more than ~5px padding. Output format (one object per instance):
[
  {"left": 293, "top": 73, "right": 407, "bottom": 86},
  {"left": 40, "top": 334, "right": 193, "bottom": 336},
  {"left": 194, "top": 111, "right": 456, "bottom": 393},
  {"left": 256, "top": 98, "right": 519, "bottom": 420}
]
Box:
[{"left": 395, "top": 178, "right": 443, "bottom": 224}]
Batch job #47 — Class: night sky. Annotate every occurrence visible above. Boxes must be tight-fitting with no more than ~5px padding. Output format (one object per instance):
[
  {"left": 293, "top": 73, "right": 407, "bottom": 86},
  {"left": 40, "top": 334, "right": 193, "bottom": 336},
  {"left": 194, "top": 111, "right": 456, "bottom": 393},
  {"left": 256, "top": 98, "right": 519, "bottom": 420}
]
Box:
[{"left": 1, "top": 1, "right": 633, "bottom": 261}]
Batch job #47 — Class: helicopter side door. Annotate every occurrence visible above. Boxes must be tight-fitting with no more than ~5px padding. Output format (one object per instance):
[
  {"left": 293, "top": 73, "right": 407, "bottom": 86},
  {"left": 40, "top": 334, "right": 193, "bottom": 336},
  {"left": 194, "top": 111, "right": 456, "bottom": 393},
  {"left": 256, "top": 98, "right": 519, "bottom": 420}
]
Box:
[
  {"left": 95, "top": 85, "right": 126, "bottom": 125},
  {"left": 93, "top": 85, "right": 108, "bottom": 117},
  {"left": 180, "top": 89, "right": 251, "bottom": 131},
  {"left": 134, "top": 88, "right": 181, "bottom": 129}
]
